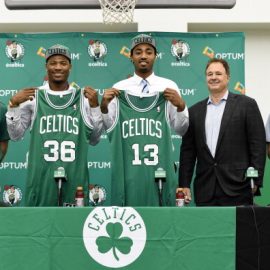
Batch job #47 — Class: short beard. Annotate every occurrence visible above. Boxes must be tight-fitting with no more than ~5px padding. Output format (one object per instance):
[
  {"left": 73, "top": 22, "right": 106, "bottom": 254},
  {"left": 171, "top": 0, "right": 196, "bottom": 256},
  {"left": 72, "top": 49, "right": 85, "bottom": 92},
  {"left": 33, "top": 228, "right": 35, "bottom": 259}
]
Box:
[{"left": 138, "top": 67, "right": 149, "bottom": 73}]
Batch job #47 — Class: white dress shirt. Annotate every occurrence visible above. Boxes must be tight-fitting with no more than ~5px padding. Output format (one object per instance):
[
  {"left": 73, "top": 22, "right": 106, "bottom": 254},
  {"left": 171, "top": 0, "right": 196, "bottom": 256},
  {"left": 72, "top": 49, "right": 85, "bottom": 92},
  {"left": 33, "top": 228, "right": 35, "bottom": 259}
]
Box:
[
  {"left": 103, "top": 72, "right": 189, "bottom": 136},
  {"left": 265, "top": 114, "right": 270, "bottom": 143},
  {"left": 6, "top": 84, "right": 103, "bottom": 145},
  {"left": 205, "top": 90, "right": 228, "bottom": 157}
]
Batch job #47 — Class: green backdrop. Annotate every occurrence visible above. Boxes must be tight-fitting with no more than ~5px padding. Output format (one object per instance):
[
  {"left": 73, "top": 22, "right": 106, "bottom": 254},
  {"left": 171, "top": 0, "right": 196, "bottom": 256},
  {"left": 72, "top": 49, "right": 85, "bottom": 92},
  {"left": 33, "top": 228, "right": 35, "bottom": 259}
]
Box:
[{"left": 0, "top": 31, "right": 255, "bottom": 206}]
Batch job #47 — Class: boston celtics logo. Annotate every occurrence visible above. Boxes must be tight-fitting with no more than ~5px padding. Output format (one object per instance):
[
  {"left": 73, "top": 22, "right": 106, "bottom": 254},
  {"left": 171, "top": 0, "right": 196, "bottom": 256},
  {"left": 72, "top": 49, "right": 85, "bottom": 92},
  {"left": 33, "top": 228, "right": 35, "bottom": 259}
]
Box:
[
  {"left": 89, "top": 184, "right": 107, "bottom": 206},
  {"left": 2, "top": 185, "right": 23, "bottom": 206},
  {"left": 171, "top": 39, "right": 190, "bottom": 61},
  {"left": 5, "top": 40, "right": 25, "bottom": 62},
  {"left": 83, "top": 207, "right": 147, "bottom": 268},
  {"left": 88, "top": 39, "right": 107, "bottom": 61}
]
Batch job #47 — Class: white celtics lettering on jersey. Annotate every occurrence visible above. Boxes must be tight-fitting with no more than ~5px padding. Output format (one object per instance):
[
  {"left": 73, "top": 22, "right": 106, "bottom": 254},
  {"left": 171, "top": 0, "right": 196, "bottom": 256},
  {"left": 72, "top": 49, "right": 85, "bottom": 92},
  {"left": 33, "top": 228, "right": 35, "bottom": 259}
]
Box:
[
  {"left": 132, "top": 143, "right": 158, "bottom": 166},
  {"left": 122, "top": 118, "right": 162, "bottom": 139},
  {"left": 39, "top": 115, "right": 79, "bottom": 135},
  {"left": 44, "top": 140, "right": 75, "bottom": 162}
]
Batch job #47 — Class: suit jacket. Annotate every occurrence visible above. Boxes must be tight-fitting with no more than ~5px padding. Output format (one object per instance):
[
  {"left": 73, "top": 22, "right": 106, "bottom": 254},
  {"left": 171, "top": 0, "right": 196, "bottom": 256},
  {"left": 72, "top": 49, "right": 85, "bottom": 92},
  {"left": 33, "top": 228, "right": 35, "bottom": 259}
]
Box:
[{"left": 179, "top": 92, "right": 266, "bottom": 204}]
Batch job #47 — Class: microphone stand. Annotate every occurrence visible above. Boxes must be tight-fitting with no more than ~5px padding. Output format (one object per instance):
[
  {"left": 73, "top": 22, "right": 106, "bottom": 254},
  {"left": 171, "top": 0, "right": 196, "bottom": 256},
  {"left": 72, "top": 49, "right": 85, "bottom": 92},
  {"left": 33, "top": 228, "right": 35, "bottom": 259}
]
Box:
[
  {"left": 54, "top": 167, "right": 67, "bottom": 207},
  {"left": 57, "top": 178, "right": 63, "bottom": 207},
  {"left": 246, "top": 167, "right": 258, "bottom": 206},
  {"left": 157, "top": 179, "right": 164, "bottom": 207},
  {"left": 155, "top": 178, "right": 166, "bottom": 207},
  {"left": 250, "top": 177, "right": 254, "bottom": 206},
  {"left": 155, "top": 168, "right": 166, "bottom": 207}
]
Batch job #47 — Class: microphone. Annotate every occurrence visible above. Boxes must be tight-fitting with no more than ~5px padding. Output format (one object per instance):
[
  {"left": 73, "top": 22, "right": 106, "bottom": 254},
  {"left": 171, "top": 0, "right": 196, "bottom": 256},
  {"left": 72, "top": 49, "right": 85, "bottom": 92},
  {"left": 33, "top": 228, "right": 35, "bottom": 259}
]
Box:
[
  {"left": 245, "top": 167, "right": 258, "bottom": 205},
  {"left": 54, "top": 167, "right": 67, "bottom": 206},
  {"left": 155, "top": 168, "right": 166, "bottom": 207},
  {"left": 245, "top": 167, "right": 258, "bottom": 188},
  {"left": 54, "top": 167, "right": 67, "bottom": 184}
]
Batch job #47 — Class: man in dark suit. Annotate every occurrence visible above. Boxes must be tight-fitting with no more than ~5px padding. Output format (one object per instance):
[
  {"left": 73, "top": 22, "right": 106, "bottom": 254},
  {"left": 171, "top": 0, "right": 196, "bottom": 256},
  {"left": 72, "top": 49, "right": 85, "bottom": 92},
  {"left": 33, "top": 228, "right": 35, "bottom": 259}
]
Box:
[{"left": 178, "top": 58, "right": 266, "bottom": 206}]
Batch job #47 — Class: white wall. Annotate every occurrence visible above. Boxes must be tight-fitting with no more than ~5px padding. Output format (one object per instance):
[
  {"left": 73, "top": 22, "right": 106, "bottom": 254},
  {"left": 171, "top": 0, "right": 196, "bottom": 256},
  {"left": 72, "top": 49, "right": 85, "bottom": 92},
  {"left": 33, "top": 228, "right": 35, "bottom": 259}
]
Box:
[
  {"left": 0, "top": 0, "right": 270, "bottom": 120},
  {"left": 245, "top": 30, "right": 270, "bottom": 122}
]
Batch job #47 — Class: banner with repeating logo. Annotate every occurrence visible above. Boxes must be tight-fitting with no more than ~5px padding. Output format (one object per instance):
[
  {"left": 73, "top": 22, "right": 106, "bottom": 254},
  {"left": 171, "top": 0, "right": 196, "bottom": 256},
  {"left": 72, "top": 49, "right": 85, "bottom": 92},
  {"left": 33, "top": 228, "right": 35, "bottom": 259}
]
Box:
[{"left": 0, "top": 32, "right": 247, "bottom": 206}]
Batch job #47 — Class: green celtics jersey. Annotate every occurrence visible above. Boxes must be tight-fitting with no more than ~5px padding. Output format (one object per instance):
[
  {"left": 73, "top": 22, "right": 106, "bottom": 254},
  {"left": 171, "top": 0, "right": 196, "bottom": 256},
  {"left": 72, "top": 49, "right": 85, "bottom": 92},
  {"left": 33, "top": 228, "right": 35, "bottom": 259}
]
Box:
[
  {"left": 107, "top": 91, "right": 177, "bottom": 206},
  {"left": 25, "top": 88, "right": 93, "bottom": 206}
]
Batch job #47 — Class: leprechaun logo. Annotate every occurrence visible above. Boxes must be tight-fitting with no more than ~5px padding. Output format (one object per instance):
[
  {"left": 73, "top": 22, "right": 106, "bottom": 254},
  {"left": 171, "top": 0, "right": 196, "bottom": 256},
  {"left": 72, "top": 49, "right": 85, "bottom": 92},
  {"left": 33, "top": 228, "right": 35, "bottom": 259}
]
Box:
[
  {"left": 171, "top": 39, "right": 190, "bottom": 61},
  {"left": 83, "top": 207, "right": 147, "bottom": 268},
  {"left": 88, "top": 39, "right": 107, "bottom": 61},
  {"left": 5, "top": 40, "right": 25, "bottom": 62},
  {"left": 89, "top": 184, "right": 107, "bottom": 206},
  {"left": 2, "top": 185, "right": 22, "bottom": 206}
]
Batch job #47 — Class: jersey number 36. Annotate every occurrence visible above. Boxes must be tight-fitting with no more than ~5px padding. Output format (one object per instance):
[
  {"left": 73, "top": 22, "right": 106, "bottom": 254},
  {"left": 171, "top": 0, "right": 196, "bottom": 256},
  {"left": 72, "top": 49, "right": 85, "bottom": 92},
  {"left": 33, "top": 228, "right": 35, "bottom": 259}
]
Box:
[{"left": 44, "top": 140, "right": 75, "bottom": 162}]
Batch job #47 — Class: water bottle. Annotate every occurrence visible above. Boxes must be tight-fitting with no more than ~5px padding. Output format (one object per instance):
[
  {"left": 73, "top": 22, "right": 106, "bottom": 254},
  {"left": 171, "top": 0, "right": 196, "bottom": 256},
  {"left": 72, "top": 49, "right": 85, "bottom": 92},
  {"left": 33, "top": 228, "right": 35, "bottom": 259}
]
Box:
[
  {"left": 176, "top": 188, "right": 185, "bottom": 207},
  {"left": 75, "top": 186, "right": 84, "bottom": 207}
]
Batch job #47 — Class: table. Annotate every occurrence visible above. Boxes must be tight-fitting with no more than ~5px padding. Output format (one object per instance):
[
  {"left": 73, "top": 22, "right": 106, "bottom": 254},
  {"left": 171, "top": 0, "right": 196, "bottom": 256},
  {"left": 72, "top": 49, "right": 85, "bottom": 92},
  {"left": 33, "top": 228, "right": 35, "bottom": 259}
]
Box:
[{"left": 0, "top": 206, "right": 268, "bottom": 270}]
